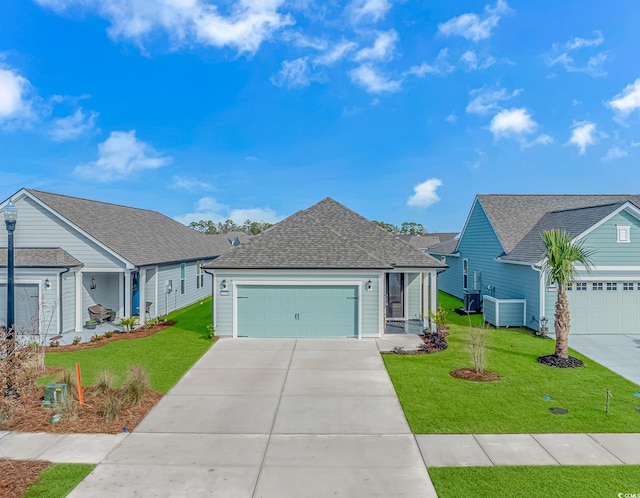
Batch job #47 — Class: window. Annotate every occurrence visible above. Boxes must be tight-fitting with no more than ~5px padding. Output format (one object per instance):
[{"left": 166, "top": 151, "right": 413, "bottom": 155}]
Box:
[
  {"left": 606, "top": 282, "right": 617, "bottom": 291},
  {"left": 576, "top": 282, "right": 587, "bottom": 291},
  {"left": 592, "top": 282, "right": 603, "bottom": 291},
  {"left": 196, "top": 261, "right": 205, "bottom": 289},
  {"left": 623, "top": 282, "right": 634, "bottom": 291},
  {"left": 566, "top": 284, "right": 572, "bottom": 291},
  {"left": 463, "top": 259, "right": 468, "bottom": 290},
  {"left": 617, "top": 225, "right": 631, "bottom": 243},
  {"left": 180, "top": 263, "right": 186, "bottom": 295}
]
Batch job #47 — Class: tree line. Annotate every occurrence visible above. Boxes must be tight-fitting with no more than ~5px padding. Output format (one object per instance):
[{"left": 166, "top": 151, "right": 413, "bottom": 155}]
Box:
[
  {"left": 188, "top": 219, "right": 274, "bottom": 235},
  {"left": 372, "top": 220, "right": 427, "bottom": 235}
]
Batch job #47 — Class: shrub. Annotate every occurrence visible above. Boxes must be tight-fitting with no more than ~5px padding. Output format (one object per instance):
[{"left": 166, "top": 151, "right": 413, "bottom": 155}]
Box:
[
  {"left": 117, "top": 317, "right": 137, "bottom": 332},
  {"left": 72, "top": 336, "right": 82, "bottom": 345},
  {"left": 206, "top": 324, "right": 215, "bottom": 340},
  {"left": 90, "top": 334, "right": 104, "bottom": 343},
  {"left": 54, "top": 399, "right": 79, "bottom": 420},
  {"left": 0, "top": 398, "right": 15, "bottom": 424},
  {"left": 94, "top": 370, "right": 114, "bottom": 395},
  {"left": 122, "top": 365, "right": 150, "bottom": 406},
  {"left": 100, "top": 392, "right": 123, "bottom": 421},
  {"left": 49, "top": 340, "right": 60, "bottom": 347},
  {"left": 428, "top": 306, "right": 448, "bottom": 333},
  {"left": 15, "top": 356, "right": 40, "bottom": 395},
  {"left": 56, "top": 368, "right": 78, "bottom": 391},
  {"left": 104, "top": 331, "right": 113, "bottom": 338}
]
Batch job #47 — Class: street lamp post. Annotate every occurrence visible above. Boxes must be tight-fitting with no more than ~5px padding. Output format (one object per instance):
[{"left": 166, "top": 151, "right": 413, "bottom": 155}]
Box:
[{"left": 3, "top": 200, "right": 17, "bottom": 398}]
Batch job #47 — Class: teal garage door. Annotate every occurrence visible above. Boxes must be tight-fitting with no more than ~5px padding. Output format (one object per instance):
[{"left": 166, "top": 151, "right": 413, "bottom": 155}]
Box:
[
  {"left": 236, "top": 285, "right": 358, "bottom": 338},
  {"left": 567, "top": 281, "right": 640, "bottom": 334}
]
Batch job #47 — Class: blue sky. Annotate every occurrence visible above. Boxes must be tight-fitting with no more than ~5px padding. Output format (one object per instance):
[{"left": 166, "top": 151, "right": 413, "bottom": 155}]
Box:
[{"left": 1, "top": 0, "right": 640, "bottom": 231}]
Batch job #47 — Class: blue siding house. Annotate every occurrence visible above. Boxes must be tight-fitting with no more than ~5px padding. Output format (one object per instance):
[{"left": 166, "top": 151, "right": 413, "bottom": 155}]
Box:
[{"left": 430, "top": 194, "right": 640, "bottom": 335}]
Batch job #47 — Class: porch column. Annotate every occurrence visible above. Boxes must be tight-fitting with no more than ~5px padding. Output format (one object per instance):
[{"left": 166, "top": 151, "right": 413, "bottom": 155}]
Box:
[
  {"left": 124, "top": 270, "right": 132, "bottom": 317},
  {"left": 429, "top": 270, "right": 438, "bottom": 332},
  {"left": 422, "top": 272, "right": 428, "bottom": 331},
  {"left": 140, "top": 268, "right": 146, "bottom": 321},
  {"left": 75, "top": 271, "right": 83, "bottom": 332}
]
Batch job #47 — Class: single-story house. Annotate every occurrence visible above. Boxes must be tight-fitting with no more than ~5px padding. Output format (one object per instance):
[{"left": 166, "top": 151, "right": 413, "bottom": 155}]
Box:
[
  {"left": 0, "top": 189, "right": 235, "bottom": 337},
  {"left": 205, "top": 198, "right": 447, "bottom": 338},
  {"left": 430, "top": 194, "right": 640, "bottom": 334}
]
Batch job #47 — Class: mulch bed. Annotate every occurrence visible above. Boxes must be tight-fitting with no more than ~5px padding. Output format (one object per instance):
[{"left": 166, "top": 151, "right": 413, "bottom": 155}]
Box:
[
  {"left": 450, "top": 367, "right": 501, "bottom": 382},
  {"left": 537, "top": 354, "right": 584, "bottom": 368},
  {"left": 46, "top": 320, "right": 176, "bottom": 352},
  {"left": 1, "top": 387, "right": 163, "bottom": 434},
  {"left": 0, "top": 460, "right": 51, "bottom": 498},
  {"left": 388, "top": 330, "right": 449, "bottom": 355}
]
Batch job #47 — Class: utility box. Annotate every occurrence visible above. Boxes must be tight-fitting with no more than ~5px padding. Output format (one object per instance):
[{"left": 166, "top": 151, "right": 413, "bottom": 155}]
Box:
[
  {"left": 464, "top": 291, "right": 482, "bottom": 312},
  {"left": 41, "top": 383, "right": 69, "bottom": 408}
]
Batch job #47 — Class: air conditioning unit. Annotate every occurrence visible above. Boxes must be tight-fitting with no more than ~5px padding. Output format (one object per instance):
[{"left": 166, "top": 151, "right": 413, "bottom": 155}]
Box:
[{"left": 463, "top": 291, "right": 482, "bottom": 313}]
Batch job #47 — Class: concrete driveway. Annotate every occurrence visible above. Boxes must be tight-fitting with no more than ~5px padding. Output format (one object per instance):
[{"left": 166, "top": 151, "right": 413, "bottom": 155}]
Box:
[
  {"left": 68, "top": 338, "right": 436, "bottom": 497},
  {"left": 569, "top": 334, "right": 640, "bottom": 386}
]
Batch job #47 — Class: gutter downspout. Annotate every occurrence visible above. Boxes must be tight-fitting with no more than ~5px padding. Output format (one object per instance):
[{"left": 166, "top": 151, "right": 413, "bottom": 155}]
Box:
[
  {"left": 203, "top": 269, "right": 216, "bottom": 330},
  {"left": 531, "top": 263, "right": 544, "bottom": 331}
]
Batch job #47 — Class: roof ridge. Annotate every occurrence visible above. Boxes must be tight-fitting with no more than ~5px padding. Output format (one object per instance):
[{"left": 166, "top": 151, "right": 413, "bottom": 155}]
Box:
[{"left": 27, "top": 189, "right": 160, "bottom": 214}]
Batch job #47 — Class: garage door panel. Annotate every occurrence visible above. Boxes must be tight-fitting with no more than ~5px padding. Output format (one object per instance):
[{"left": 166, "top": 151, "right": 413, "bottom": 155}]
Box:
[
  {"left": 237, "top": 285, "right": 358, "bottom": 338},
  {"left": 568, "top": 280, "right": 640, "bottom": 334}
]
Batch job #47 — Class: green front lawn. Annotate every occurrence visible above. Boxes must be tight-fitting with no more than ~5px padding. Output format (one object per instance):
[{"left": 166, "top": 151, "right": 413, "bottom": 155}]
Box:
[
  {"left": 429, "top": 466, "right": 640, "bottom": 498},
  {"left": 24, "top": 464, "right": 95, "bottom": 498},
  {"left": 44, "top": 298, "right": 214, "bottom": 392},
  {"left": 384, "top": 292, "right": 640, "bottom": 433}
]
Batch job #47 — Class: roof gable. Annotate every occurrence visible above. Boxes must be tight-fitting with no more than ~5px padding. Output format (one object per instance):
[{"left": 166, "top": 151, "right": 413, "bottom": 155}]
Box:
[
  {"left": 478, "top": 194, "right": 640, "bottom": 255},
  {"left": 12, "top": 189, "right": 232, "bottom": 266},
  {"left": 208, "top": 198, "right": 446, "bottom": 270}
]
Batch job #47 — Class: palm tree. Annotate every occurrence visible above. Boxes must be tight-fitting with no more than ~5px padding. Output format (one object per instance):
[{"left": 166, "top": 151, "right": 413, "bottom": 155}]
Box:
[{"left": 541, "top": 229, "right": 594, "bottom": 359}]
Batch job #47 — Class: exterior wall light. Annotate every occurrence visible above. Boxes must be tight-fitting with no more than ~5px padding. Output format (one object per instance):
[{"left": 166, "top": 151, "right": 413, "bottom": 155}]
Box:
[
  {"left": 366, "top": 279, "right": 372, "bottom": 291},
  {"left": 221, "top": 279, "right": 227, "bottom": 290}
]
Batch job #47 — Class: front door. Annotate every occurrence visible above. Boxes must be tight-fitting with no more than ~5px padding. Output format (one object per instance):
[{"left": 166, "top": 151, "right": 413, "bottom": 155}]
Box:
[
  {"left": 386, "top": 273, "right": 404, "bottom": 318},
  {"left": 132, "top": 272, "right": 140, "bottom": 316}
]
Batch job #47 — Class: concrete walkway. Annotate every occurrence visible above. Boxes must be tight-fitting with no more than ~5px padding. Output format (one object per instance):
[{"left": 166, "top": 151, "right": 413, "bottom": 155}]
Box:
[{"left": 66, "top": 337, "right": 437, "bottom": 498}]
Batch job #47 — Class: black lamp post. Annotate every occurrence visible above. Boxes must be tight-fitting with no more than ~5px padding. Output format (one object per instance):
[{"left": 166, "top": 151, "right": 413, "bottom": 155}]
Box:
[{"left": 4, "top": 200, "right": 17, "bottom": 346}]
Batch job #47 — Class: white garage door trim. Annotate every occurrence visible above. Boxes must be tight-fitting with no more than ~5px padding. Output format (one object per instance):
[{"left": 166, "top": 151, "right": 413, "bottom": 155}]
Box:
[{"left": 232, "top": 280, "right": 363, "bottom": 339}]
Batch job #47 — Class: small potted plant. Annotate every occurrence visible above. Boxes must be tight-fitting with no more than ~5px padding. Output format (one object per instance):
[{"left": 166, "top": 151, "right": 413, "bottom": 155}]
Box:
[{"left": 85, "top": 319, "right": 97, "bottom": 330}]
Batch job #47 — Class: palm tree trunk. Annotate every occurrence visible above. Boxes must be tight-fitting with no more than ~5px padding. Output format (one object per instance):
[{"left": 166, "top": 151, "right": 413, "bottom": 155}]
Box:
[{"left": 554, "top": 286, "right": 570, "bottom": 359}]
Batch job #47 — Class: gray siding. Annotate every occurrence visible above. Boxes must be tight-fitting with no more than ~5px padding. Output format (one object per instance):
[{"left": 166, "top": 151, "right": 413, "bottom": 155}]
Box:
[
  {"left": 157, "top": 261, "right": 211, "bottom": 316},
  {"left": 406, "top": 272, "right": 422, "bottom": 320}
]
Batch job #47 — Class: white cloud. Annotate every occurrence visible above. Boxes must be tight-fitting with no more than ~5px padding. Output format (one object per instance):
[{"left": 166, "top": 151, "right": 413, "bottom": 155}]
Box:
[
  {"left": 354, "top": 30, "right": 397, "bottom": 62},
  {"left": 568, "top": 121, "right": 597, "bottom": 155},
  {"left": 602, "top": 146, "right": 628, "bottom": 161},
  {"left": 547, "top": 51, "right": 607, "bottom": 77},
  {"left": 466, "top": 87, "right": 522, "bottom": 115},
  {"left": 171, "top": 176, "right": 216, "bottom": 192},
  {"left": 49, "top": 108, "right": 98, "bottom": 141},
  {"left": 350, "top": 64, "right": 401, "bottom": 93},
  {"left": 315, "top": 41, "right": 357, "bottom": 65},
  {"left": 437, "top": 0, "right": 510, "bottom": 42},
  {"left": 521, "top": 134, "right": 553, "bottom": 148},
  {"left": 0, "top": 66, "right": 35, "bottom": 126},
  {"left": 174, "top": 196, "right": 281, "bottom": 225},
  {"left": 36, "top": 0, "right": 294, "bottom": 55},
  {"left": 489, "top": 108, "right": 537, "bottom": 137},
  {"left": 608, "top": 78, "right": 640, "bottom": 118},
  {"left": 271, "top": 57, "right": 313, "bottom": 88},
  {"left": 406, "top": 49, "right": 454, "bottom": 77},
  {"left": 74, "top": 130, "right": 171, "bottom": 182},
  {"left": 349, "top": 0, "right": 391, "bottom": 24},
  {"left": 459, "top": 50, "right": 495, "bottom": 70},
  {"left": 565, "top": 30, "right": 604, "bottom": 50},
  {"left": 407, "top": 178, "right": 443, "bottom": 208},
  {"left": 445, "top": 114, "right": 457, "bottom": 123}
]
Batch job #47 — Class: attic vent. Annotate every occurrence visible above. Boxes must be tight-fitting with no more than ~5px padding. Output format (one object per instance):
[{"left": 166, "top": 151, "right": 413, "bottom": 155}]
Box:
[{"left": 617, "top": 225, "right": 630, "bottom": 243}]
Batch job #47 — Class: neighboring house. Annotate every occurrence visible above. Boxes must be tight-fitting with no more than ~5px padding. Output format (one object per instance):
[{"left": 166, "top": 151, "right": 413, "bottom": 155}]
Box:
[
  {"left": 205, "top": 198, "right": 447, "bottom": 338},
  {"left": 0, "top": 189, "right": 235, "bottom": 337},
  {"left": 431, "top": 194, "right": 640, "bottom": 334},
  {"left": 398, "top": 232, "right": 458, "bottom": 253}
]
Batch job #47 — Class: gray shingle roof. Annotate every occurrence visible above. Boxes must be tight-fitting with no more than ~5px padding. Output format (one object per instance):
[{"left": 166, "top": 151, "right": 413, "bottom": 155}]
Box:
[
  {"left": 477, "top": 194, "right": 640, "bottom": 255},
  {"left": 0, "top": 248, "right": 82, "bottom": 268},
  {"left": 426, "top": 237, "right": 459, "bottom": 256},
  {"left": 207, "top": 198, "right": 447, "bottom": 270},
  {"left": 399, "top": 232, "right": 458, "bottom": 250},
  {"left": 26, "top": 190, "right": 233, "bottom": 266},
  {"left": 501, "top": 203, "right": 625, "bottom": 263}
]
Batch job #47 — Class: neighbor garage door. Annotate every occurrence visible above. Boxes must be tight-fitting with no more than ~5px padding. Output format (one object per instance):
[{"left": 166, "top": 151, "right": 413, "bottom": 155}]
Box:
[
  {"left": 236, "top": 285, "right": 358, "bottom": 338},
  {"left": 0, "top": 283, "right": 40, "bottom": 334},
  {"left": 567, "top": 281, "right": 640, "bottom": 334}
]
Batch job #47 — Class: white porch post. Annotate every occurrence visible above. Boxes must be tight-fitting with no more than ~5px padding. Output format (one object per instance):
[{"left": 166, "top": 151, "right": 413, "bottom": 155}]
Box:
[
  {"left": 124, "top": 270, "right": 132, "bottom": 317},
  {"left": 429, "top": 270, "right": 438, "bottom": 332},
  {"left": 422, "top": 272, "right": 428, "bottom": 331},
  {"left": 140, "top": 268, "right": 146, "bottom": 320},
  {"left": 75, "top": 271, "right": 83, "bottom": 332}
]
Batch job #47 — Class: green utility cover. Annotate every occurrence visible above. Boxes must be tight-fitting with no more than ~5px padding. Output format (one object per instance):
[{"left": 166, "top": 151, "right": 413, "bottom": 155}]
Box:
[{"left": 41, "top": 383, "right": 69, "bottom": 408}]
